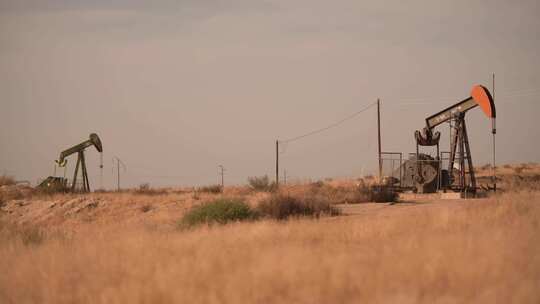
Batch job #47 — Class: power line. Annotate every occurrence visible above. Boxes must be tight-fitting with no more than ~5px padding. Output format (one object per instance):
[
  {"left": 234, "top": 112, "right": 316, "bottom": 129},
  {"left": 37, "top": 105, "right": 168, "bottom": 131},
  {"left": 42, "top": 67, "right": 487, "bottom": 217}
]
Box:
[
  {"left": 279, "top": 101, "right": 377, "bottom": 144},
  {"left": 497, "top": 92, "right": 540, "bottom": 99},
  {"left": 496, "top": 87, "right": 540, "bottom": 94}
]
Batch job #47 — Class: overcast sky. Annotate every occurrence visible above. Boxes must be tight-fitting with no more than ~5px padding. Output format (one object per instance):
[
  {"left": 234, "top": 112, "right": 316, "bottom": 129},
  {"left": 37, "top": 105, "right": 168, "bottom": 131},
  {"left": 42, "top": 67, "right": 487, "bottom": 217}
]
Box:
[{"left": 1, "top": 0, "right": 539, "bottom": 188}]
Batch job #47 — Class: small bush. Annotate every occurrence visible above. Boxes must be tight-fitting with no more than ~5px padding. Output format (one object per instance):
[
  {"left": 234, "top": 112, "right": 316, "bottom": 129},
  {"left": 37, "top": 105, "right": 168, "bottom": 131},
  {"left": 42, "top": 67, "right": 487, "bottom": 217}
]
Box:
[
  {"left": 140, "top": 204, "right": 152, "bottom": 213},
  {"left": 257, "top": 194, "right": 341, "bottom": 220},
  {"left": 514, "top": 166, "right": 525, "bottom": 174},
  {"left": 360, "top": 185, "right": 398, "bottom": 203},
  {"left": 180, "top": 198, "right": 257, "bottom": 228},
  {"left": 197, "top": 184, "right": 223, "bottom": 194},
  {"left": 248, "top": 175, "right": 277, "bottom": 192}
]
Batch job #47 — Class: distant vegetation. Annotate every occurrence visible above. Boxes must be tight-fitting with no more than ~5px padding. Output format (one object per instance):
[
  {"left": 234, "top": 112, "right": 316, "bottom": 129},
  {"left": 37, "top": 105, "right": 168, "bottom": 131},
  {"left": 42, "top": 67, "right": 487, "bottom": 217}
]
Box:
[
  {"left": 0, "top": 175, "right": 15, "bottom": 187},
  {"left": 247, "top": 175, "right": 277, "bottom": 192},
  {"left": 135, "top": 183, "right": 168, "bottom": 195},
  {"left": 197, "top": 184, "right": 223, "bottom": 194}
]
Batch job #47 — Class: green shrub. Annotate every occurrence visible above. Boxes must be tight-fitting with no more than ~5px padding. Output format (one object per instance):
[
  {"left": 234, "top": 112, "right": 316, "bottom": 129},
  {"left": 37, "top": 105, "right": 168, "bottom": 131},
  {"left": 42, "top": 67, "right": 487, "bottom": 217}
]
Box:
[
  {"left": 197, "top": 184, "right": 223, "bottom": 194},
  {"left": 248, "top": 175, "right": 277, "bottom": 192},
  {"left": 257, "top": 194, "right": 341, "bottom": 220},
  {"left": 180, "top": 198, "right": 257, "bottom": 228}
]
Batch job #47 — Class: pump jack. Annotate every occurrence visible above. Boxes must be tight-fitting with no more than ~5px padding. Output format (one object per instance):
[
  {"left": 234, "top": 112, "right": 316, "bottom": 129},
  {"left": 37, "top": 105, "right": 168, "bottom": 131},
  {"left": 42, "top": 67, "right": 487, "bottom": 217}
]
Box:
[
  {"left": 39, "top": 133, "right": 103, "bottom": 193},
  {"left": 414, "top": 85, "right": 496, "bottom": 194}
]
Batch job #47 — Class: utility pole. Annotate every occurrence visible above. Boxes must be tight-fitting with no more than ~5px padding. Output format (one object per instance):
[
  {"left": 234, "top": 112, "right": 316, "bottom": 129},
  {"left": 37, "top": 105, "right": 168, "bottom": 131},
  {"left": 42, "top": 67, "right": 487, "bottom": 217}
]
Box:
[
  {"left": 113, "top": 156, "right": 126, "bottom": 191},
  {"left": 377, "top": 98, "right": 382, "bottom": 181},
  {"left": 283, "top": 169, "right": 287, "bottom": 185},
  {"left": 218, "top": 165, "right": 225, "bottom": 188},
  {"left": 492, "top": 73, "right": 497, "bottom": 192},
  {"left": 99, "top": 153, "right": 104, "bottom": 190},
  {"left": 276, "top": 140, "right": 279, "bottom": 186}
]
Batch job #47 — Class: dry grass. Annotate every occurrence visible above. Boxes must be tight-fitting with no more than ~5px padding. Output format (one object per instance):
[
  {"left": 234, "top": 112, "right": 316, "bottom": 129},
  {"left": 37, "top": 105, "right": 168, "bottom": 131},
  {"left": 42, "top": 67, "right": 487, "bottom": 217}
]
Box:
[
  {"left": 476, "top": 163, "right": 540, "bottom": 192},
  {"left": 0, "top": 175, "right": 16, "bottom": 187},
  {"left": 277, "top": 180, "right": 397, "bottom": 204},
  {"left": 257, "top": 193, "right": 341, "bottom": 219},
  {"left": 1, "top": 164, "right": 540, "bottom": 303},
  {"left": 1, "top": 190, "right": 539, "bottom": 303}
]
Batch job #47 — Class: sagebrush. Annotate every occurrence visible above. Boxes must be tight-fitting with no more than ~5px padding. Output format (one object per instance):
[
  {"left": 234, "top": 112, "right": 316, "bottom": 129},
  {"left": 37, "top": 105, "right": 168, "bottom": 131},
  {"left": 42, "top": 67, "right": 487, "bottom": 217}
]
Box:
[
  {"left": 257, "top": 194, "right": 341, "bottom": 220},
  {"left": 180, "top": 198, "right": 256, "bottom": 227}
]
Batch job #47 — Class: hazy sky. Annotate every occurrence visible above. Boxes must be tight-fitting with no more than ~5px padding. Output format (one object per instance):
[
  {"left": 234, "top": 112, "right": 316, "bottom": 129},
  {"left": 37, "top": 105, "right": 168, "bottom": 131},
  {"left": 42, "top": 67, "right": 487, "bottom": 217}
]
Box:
[{"left": 1, "top": 0, "right": 539, "bottom": 188}]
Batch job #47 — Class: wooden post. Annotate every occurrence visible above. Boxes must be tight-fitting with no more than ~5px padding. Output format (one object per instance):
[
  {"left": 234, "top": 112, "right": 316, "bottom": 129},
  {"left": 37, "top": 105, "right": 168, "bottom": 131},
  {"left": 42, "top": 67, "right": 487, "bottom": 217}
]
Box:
[
  {"left": 377, "top": 99, "right": 382, "bottom": 180},
  {"left": 276, "top": 140, "right": 279, "bottom": 186}
]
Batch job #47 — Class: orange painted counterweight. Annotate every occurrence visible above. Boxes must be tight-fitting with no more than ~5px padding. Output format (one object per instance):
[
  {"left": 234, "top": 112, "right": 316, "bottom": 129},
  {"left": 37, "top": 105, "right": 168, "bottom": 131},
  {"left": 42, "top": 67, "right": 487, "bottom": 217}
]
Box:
[{"left": 471, "top": 85, "right": 496, "bottom": 118}]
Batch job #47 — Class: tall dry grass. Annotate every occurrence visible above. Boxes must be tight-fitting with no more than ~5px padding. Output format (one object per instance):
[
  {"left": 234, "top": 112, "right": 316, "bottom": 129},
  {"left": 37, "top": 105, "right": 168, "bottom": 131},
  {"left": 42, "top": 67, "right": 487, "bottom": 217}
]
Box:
[
  {"left": 0, "top": 175, "right": 16, "bottom": 187},
  {"left": 1, "top": 191, "right": 539, "bottom": 303}
]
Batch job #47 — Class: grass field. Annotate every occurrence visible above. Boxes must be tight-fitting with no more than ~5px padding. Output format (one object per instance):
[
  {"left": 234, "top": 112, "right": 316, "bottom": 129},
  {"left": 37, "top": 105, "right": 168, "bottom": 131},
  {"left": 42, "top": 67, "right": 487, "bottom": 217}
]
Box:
[{"left": 1, "top": 164, "right": 539, "bottom": 303}]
